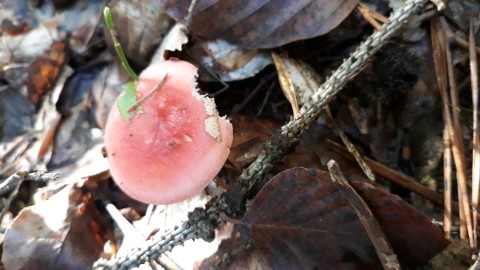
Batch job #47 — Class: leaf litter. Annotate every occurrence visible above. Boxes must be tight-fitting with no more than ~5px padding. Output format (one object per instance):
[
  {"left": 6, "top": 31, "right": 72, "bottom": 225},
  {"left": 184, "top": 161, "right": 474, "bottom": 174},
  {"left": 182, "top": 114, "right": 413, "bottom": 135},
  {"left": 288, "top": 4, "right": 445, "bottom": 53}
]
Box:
[{"left": 0, "top": 0, "right": 479, "bottom": 269}]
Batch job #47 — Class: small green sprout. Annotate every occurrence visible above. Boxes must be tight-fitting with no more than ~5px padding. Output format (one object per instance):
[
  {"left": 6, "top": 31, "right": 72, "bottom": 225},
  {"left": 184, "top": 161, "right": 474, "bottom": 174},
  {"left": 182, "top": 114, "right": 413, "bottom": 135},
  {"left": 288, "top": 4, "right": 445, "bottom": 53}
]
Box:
[
  {"left": 104, "top": 7, "right": 169, "bottom": 121},
  {"left": 103, "top": 7, "right": 138, "bottom": 82},
  {"left": 103, "top": 7, "right": 139, "bottom": 121}
]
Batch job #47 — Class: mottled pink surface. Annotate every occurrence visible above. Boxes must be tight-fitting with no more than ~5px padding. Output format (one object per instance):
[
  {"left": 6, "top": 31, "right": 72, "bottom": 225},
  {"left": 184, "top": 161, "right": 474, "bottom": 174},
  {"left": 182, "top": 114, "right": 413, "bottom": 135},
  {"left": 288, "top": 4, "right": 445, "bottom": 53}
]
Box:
[{"left": 105, "top": 60, "right": 233, "bottom": 204}]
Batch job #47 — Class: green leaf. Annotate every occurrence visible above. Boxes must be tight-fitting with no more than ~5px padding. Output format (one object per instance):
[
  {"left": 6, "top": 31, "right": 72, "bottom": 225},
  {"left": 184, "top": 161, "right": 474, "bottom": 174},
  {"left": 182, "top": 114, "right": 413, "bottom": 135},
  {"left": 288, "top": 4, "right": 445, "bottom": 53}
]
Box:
[{"left": 117, "top": 81, "right": 141, "bottom": 121}]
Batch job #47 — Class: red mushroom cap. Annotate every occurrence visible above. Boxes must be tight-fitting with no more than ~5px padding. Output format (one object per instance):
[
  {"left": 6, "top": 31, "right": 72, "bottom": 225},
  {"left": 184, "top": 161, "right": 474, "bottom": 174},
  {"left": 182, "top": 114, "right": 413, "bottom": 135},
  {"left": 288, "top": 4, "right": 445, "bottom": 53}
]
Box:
[{"left": 105, "top": 60, "right": 233, "bottom": 204}]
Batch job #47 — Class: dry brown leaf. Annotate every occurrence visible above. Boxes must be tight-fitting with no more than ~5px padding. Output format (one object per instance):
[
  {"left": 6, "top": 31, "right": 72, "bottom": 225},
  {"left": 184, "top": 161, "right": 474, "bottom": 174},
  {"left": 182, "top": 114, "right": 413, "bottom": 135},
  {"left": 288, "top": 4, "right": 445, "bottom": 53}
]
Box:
[
  {"left": 2, "top": 184, "right": 110, "bottom": 270},
  {"left": 228, "top": 115, "right": 280, "bottom": 169},
  {"left": 202, "top": 168, "right": 449, "bottom": 269},
  {"left": 0, "top": 18, "right": 31, "bottom": 35},
  {"left": 272, "top": 52, "right": 322, "bottom": 106},
  {"left": 271, "top": 52, "right": 300, "bottom": 117},
  {"left": 151, "top": 23, "right": 189, "bottom": 63},
  {"left": 159, "top": 0, "right": 360, "bottom": 49},
  {"left": 25, "top": 40, "right": 66, "bottom": 104}
]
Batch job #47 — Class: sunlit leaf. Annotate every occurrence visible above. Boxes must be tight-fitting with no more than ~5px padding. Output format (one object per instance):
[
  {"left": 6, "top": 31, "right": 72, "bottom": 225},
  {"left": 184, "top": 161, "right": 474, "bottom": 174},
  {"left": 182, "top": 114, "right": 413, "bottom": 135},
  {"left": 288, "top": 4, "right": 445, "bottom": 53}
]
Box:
[{"left": 2, "top": 185, "right": 110, "bottom": 270}]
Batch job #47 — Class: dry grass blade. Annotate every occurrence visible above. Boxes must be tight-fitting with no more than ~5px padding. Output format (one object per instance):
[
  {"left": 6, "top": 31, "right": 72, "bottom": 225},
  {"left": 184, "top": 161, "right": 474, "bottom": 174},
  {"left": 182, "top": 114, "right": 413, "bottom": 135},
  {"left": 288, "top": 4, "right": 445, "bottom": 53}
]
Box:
[
  {"left": 431, "top": 17, "right": 452, "bottom": 239},
  {"left": 432, "top": 17, "right": 474, "bottom": 247},
  {"left": 432, "top": 17, "right": 466, "bottom": 239},
  {"left": 469, "top": 16, "right": 479, "bottom": 250},
  {"left": 444, "top": 19, "right": 473, "bottom": 247},
  {"left": 327, "top": 160, "right": 400, "bottom": 270},
  {"left": 443, "top": 127, "right": 453, "bottom": 239}
]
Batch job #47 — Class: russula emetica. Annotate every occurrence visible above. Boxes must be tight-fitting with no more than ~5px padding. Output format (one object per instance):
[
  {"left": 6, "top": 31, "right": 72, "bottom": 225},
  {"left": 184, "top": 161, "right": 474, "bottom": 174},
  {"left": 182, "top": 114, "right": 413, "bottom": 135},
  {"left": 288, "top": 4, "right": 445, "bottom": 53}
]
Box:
[{"left": 105, "top": 59, "right": 233, "bottom": 204}]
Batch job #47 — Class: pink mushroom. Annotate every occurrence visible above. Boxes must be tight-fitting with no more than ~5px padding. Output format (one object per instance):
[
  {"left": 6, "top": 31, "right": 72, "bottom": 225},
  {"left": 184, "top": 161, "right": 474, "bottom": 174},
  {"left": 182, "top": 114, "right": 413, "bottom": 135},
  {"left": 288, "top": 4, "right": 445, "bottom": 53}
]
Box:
[{"left": 105, "top": 59, "right": 233, "bottom": 204}]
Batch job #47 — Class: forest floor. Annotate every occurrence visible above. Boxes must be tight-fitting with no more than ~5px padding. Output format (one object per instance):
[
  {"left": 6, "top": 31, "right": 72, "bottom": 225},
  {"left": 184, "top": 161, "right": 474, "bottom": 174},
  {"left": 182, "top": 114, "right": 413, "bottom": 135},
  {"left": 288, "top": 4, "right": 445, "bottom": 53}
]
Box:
[{"left": 0, "top": 0, "right": 479, "bottom": 269}]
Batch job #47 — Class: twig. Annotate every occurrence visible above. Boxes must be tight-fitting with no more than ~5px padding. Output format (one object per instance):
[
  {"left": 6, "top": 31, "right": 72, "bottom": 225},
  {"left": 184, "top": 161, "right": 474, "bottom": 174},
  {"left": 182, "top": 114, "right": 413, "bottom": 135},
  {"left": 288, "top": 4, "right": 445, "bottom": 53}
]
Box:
[
  {"left": 92, "top": 1, "right": 437, "bottom": 268},
  {"left": 127, "top": 74, "right": 168, "bottom": 112},
  {"left": 327, "top": 160, "right": 400, "bottom": 270},
  {"left": 0, "top": 171, "right": 58, "bottom": 196},
  {"left": 470, "top": 16, "right": 479, "bottom": 250},
  {"left": 0, "top": 171, "right": 58, "bottom": 221},
  {"left": 183, "top": 0, "right": 199, "bottom": 32},
  {"left": 325, "top": 107, "right": 376, "bottom": 182},
  {"left": 470, "top": 253, "right": 480, "bottom": 270}
]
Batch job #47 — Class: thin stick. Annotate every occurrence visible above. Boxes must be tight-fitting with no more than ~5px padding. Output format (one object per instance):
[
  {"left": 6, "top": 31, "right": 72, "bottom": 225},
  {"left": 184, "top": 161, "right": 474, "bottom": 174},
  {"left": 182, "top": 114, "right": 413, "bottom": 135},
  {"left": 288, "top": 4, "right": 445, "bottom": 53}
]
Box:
[
  {"left": 440, "top": 23, "right": 480, "bottom": 56},
  {"left": 328, "top": 161, "right": 400, "bottom": 270},
  {"left": 0, "top": 171, "right": 58, "bottom": 196},
  {"left": 183, "top": 0, "right": 199, "bottom": 32},
  {"left": 103, "top": 7, "right": 139, "bottom": 82},
  {"left": 470, "top": 16, "right": 479, "bottom": 249},
  {"left": 0, "top": 171, "right": 59, "bottom": 221},
  {"left": 325, "top": 107, "right": 376, "bottom": 182},
  {"left": 127, "top": 74, "right": 169, "bottom": 112},
  {"left": 326, "top": 139, "right": 457, "bottom": 210}
]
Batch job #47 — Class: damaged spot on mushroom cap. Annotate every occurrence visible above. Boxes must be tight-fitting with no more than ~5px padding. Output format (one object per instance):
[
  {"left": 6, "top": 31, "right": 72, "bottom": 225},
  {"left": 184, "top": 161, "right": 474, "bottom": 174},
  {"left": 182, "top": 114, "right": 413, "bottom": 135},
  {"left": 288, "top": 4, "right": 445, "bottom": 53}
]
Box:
[
  {"left": 205, "top": 116, "right": 221, "bottom": 141},
  {"left": 202, "top": 96, "right": 222, "bottom": 141}
]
